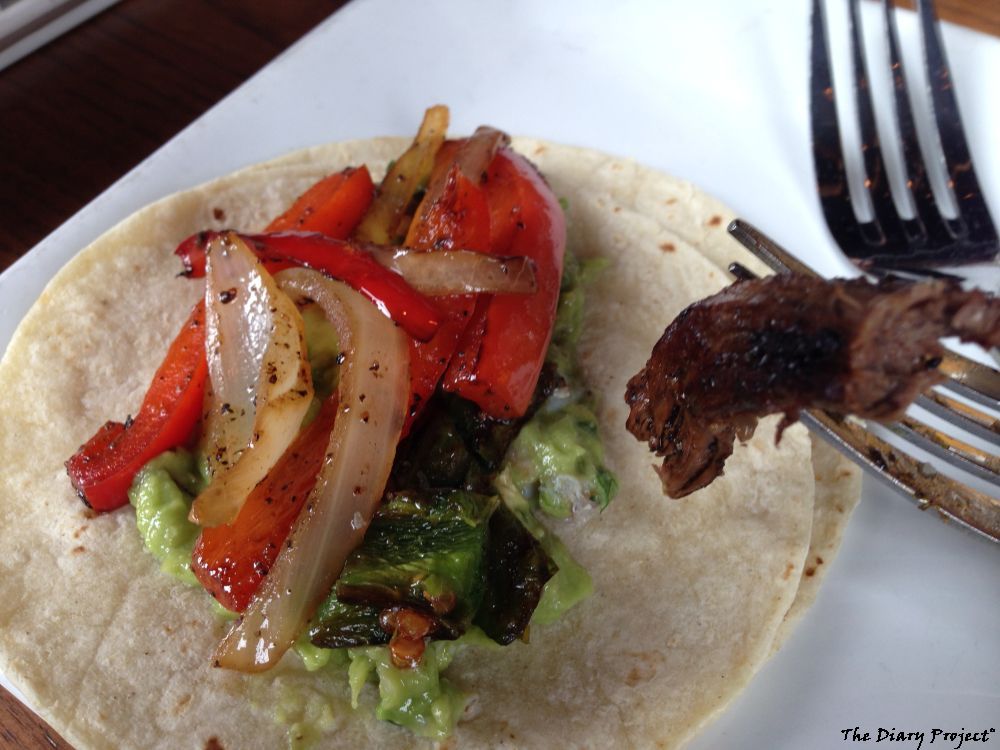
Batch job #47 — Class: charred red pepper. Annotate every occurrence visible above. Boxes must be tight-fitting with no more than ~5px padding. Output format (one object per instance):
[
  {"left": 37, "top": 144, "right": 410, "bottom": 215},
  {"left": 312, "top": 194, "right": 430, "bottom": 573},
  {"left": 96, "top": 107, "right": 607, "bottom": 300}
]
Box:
[
  {"left": 441, "top": 148, "right": 566, "bottom": 417},
  {"left": 175, "top": 165, "right": 374, "bottom": 278},
  {"left": 266, "top": 165, "right": 374, "bottom": 236},
  {"left": 396, "top": 133, "right": 499, "bottom": 432},
  {"left": 192, "top": 396, "right": 338, "bottom": 612},
  {"left": 65, "top": 301, "right": 208, "bottom": 511},
  {"left": 176, "top": 231, "right": 440, "bottom": 342}
]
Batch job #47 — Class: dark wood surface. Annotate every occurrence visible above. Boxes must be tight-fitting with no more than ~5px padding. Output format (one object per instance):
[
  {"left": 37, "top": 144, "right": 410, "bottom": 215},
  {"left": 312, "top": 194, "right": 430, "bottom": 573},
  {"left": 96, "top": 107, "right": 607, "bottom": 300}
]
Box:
[{"left": 0, "top": 0, "right": 996, "bottom": 748}]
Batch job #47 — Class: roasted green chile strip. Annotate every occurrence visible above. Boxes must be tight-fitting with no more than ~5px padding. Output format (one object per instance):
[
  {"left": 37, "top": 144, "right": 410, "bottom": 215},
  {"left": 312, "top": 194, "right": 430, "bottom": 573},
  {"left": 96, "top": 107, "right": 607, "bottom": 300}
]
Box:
[
  {"left": 335, "top": 490, "right": 497, "bottom": 624},
  {"left": 390, "top": 364, "right": 561, "bottom": 494},
  {"left": 308, "top": 595, "right": 387, "bottom": 650},
  {"left": 310, "top": 489, "right": 557, "bottom": 648},
  {"left": 473, "top": 503, "right": 556, "bottom": 644}
]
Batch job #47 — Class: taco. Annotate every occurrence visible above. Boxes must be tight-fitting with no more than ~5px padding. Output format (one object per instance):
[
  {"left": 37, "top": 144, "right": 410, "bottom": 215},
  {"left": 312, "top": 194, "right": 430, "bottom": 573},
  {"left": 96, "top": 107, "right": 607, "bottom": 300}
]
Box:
[{"left": 0, "top": 112, "right": 860, "bottom": 749}]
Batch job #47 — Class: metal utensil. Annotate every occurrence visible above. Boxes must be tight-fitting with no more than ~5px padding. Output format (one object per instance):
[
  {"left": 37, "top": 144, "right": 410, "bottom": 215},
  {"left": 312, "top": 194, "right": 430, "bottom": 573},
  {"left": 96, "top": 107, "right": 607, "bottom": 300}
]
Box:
[
  {"left": 810, "top": 0, "right": 999, "bottom": 273},
  {"left": 728, "top": 218, "right": 999, "bottom": 543}
]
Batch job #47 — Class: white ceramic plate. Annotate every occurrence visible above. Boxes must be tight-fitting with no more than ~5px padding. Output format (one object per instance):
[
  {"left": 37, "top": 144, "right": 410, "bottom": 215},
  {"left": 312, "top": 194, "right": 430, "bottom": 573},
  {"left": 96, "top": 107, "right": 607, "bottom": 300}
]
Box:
[{"left": 2, "top": 1, "right": 998, "bottom": 747}]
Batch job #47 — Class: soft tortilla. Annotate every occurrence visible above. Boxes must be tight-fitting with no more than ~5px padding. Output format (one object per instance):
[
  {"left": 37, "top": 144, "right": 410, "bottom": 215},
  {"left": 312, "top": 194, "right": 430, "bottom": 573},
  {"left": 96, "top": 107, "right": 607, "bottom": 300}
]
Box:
[{"left": 0, "top": 138, "right": 860, "bottom": 749}]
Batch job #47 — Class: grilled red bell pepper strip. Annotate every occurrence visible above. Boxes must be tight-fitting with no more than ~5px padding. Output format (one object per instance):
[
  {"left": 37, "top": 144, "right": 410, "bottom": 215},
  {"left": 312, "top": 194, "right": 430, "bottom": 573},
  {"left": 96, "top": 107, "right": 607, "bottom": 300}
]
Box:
[
  {"left": 394, "top": 131, "right": 502, "bottom": 432},
  {"left": 266, "top": 165, "right": 374, "bottom": 236},
  {"left": 174, "top": 232, "right": 213, "bottom": 278},
  {"left": 176, "top": 231, "right": 440, "bottom": 342},
  {"left": 251, "top": 232, "right": 442, "bottom": 342},
  {"left": 65, "top": 301, "right": 209, "bottom": 511},
  {"left": 192, "top": 395, "right": 338, "bottom": 613},
  {"left": 175, "top": 165, "right": 375, "bottom": 278},
  {"left": 441, "top": 148, "right": 566, "bottom": 418}
]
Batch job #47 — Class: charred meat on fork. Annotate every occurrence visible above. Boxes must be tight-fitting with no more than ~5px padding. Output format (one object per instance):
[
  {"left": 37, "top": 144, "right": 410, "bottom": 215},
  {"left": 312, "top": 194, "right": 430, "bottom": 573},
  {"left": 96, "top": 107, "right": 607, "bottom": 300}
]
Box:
[{"left": 624, "top": 275, "right": 1000, "bottom": 498}]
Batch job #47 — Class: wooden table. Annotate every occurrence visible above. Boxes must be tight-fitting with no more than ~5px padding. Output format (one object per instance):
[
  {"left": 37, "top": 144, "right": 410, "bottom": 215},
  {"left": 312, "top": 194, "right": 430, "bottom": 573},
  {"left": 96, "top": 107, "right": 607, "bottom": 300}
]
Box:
[{"left": 0, "top": 0, "right": 996, "bottom": 748}]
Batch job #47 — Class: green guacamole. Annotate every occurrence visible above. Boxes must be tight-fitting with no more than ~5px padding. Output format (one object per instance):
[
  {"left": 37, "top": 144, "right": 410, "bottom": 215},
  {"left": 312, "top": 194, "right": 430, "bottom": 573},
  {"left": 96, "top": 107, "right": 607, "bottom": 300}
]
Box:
[
  {"left": 301, "top": 304, "right": 340, "bottom": 400},
  {"left": 128, "top": 450, "right": 207, "bottom": 585},
  {"left": 512, "top": 249, "right": 618, "bottom": 520},
  {"left": 546, "top": 250, "right": 607, "bottom": 377},
  {"left": 504, "top": 403, "right": 617, "bottom": 519},
  {"left": 300, "top": 304, "right": 341, "bottom": 426},
  {"left": 347, "top": 641, "right": 465, "bottom": 740}
]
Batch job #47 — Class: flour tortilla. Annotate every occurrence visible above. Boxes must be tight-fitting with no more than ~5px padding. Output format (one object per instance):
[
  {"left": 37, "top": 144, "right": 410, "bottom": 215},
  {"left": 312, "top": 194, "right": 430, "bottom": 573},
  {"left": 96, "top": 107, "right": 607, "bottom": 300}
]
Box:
[{"left": 0, "top": 137, "right": 860, "bottom": 749}]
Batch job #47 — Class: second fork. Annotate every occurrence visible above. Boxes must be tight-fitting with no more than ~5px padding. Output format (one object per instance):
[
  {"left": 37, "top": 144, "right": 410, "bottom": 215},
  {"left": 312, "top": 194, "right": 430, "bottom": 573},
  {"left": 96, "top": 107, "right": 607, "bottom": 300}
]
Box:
[{"left": 810, "top": 0, "right": 999, "bottom": 273}]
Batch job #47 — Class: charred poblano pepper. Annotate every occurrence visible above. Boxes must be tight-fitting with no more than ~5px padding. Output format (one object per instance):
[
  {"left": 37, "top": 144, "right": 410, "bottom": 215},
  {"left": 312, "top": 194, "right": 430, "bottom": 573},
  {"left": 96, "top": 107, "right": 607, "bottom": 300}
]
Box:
[
  {"left": 390, "top": 364, "right": 562, "bottom": 494},
  {"left": 309, "top": 489, "right": 557, "bottom": 649},
  {"left": 311, "top": 490, "right": 495, "bottom": 648},
  {"left": 308, "top": 595, "right": 387, "bottom": 650},
  {"left": 335, "top": 490, "right": 497, "bottom": 627},
  {"left": 473, "top": 503, "right": 555, "bottom": 644}
]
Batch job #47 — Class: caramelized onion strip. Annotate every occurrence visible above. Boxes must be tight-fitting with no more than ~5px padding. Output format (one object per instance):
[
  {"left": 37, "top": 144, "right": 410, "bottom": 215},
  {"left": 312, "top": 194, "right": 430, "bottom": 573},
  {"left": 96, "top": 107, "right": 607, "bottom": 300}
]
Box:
[
  {"left": 353, "top": 104, "right": 449, "bottom": 245},
  {"left": 368, "top": 246, "right": 537, "bottom": 295},
  {"left": 191, "top": 233, "right": 313, "bottom": 527},
  {"left": 214, "top": 268, "right": 409, "bottom": 672}
]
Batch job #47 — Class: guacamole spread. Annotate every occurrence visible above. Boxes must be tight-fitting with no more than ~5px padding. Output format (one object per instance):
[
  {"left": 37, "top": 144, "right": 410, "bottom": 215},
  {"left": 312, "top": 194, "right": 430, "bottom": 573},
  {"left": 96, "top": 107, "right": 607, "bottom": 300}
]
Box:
[{"left": 128, "top": 450, "right": 207, "bottom": 585}]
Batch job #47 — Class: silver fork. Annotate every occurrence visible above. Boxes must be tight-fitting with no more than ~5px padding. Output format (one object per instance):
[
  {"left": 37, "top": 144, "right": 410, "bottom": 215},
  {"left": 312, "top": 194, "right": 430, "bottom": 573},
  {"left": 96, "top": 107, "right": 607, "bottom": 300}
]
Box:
[
  {"left": 811, "top": 0, "right": 999, "bottom": 273},
  {"left": 727, "top": 219, "right": 1000, "bottom": 543}
]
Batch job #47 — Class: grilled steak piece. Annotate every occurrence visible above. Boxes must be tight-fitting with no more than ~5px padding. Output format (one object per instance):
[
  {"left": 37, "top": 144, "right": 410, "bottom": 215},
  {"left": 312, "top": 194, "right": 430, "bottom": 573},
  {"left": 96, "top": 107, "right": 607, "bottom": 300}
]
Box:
[{"left": 625, "top": 275, "right": 1000, "bottom": 498}]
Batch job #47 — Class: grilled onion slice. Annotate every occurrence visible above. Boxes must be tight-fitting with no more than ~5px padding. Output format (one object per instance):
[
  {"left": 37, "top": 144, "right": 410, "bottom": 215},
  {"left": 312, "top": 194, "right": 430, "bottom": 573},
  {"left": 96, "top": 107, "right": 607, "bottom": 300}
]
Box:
[
  {"left": 367, "top": 246, "right": 537, "bottom": 296},
  {"left": 215, "top": 269, "right": 409, "bottom": 672},
  {"left": 190, "top": 233, "right": 313, "bottom": 528},
  {"left": 353, "top": 104, "right": 449, "bottom": 245}
]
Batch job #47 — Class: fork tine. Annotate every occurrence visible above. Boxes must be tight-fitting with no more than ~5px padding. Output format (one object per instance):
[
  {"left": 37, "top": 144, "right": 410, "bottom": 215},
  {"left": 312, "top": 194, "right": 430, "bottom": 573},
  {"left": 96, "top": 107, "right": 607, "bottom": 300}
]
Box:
[
  {"left": 916, "top": 391, "right": 1000, "bottom": 445},
  {"left": 891, "top": 416, "right": 1000, "bottom": 484},
  {"left": 882, "top": 0, "right": 954, "bottom": 251},
  {"left": 810, "top": 0, "right": 866, "bottom": 255},
  {"left": 728, "top": 219, "right": 815, "bottom": 276},
  {"left": 937, "top": 356, "right": 1000, "bottom": 408},
  {"left": 917, "top": 0, "right": 999, "bottom": 255},
  {"left": 847, "top": 0, "right": 905, "bottom": 250}
]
